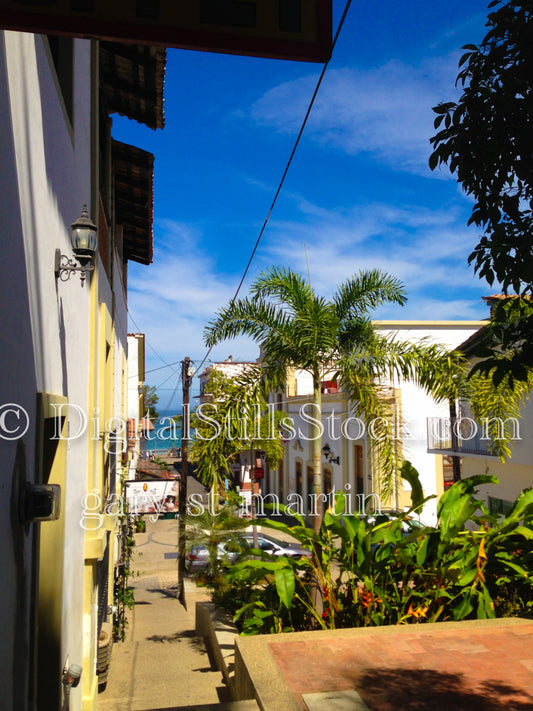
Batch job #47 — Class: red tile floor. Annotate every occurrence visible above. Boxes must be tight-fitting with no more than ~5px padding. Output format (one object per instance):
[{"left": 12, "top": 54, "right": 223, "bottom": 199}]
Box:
[{"left": 268, "top": 621, "right": 533, "bottom": 710}]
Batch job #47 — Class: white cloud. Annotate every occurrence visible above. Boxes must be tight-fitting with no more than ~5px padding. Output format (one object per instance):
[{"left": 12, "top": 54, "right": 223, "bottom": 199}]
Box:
[
  {"left": 249, "top": 55, "right": 463, "bottom": 174},
  {"left": 255, "top": 197, "right": 490, "bottom": 319},
  {"left": 127, "top": 221, "right": 261, "bottom": 399},
  {"left": 128, "top": 202, "right": 489, "bottom": 405}
]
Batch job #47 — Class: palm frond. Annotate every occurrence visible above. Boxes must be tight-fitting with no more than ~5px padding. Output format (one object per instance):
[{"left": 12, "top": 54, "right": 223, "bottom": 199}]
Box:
[
  {"left": 342, "top": 332, "right": 465, "bottom": 403},
  {"left": 334, "top": 269, "right": 407, "bottom": 319},
  {"left": 345, "top": 378, "right": 402, "bottom": 500},
  {"left": 462, "top": 368, "right": 533, "bottom": 460},
  {"left": 204, "top": 297, "right": 300, "bottom": 352},
  {"left": 337, "top": 317, "right": 375, "bottom": 354},
  {"left": 250, "top": 266, "right": 313, "bottom": 313}
]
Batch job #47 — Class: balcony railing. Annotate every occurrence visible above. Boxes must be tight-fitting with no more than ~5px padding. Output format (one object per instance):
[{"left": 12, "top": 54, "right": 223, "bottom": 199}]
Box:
[{"left": 427, "top": 417, "right": 496, "bottom": 457}]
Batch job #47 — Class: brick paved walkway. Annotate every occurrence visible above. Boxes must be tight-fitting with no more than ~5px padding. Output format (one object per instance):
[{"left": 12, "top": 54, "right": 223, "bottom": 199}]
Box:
[{"left": 268, "top": 621, "right": 533, "bottom": 710}]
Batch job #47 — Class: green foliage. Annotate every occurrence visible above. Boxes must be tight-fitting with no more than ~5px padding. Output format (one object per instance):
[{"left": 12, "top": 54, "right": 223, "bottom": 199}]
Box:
[
  {"left": 113, "top": 517, "right": 138, "bottom": 642},
  {"left": 189, "top": 366, "right": 286, "bottom": 497},
  {"left": 134, "top": 516, "right": 146, "bottom": 533},
  {"left": 114, "top": 475, "right": 142, "bottom": 642},
  {"left": 400, "top": 461, "right": 425, "bottom": 512},
  {"left": 464, "top": 361, "right": 533, "bottom": 459},
  {"left": 185, "top": 499, "right": 252, "bottom": 586},
  {"left": 215, "top": 480, "right": 533, "bottom": 635},
  {"left": 140, "top": 384, "right": 160, "bottom": 420},
  {"left": 429, "top": 1, "right": 533, "bottom": 381},
  {"left": 468, "top": 298, "right": 533, "bottom": 390},
  {"left": 189, "top": 370, "right": 241, "bottom": 492},
  {"left": 204, "top": 266, "right": 465, "bottom": 505}
]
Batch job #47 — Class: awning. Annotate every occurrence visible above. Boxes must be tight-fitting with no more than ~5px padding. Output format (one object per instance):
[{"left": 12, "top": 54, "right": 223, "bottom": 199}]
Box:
[
  {"left": 113, "top": 139, "right": 154, "bottom": 265},
  {"left": 100, "top": 42, "right": 166, "bottom": 130}
]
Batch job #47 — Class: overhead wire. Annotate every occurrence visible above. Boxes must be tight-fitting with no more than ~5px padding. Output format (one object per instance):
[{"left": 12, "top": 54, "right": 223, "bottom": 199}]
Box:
[
  {"left": 193, "top": 0, "right": 353, "bottom": 378},
  {"left": 129, "top": 0, "right": 353, "bottom": 389},
  {"left": 127, "top": 305, "right": 180, "bottom": 374}
]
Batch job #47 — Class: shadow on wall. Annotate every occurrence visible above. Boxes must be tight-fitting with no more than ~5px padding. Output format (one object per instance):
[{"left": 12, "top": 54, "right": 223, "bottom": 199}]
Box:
[{"left": 10, "top": 440, "right": 31, "bottom": 711}]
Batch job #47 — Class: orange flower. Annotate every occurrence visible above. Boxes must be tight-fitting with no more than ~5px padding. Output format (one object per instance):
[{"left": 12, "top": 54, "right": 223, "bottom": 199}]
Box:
[
  {"left": 359, "top": 588, "right": 381, "bottom": 609},
  {"left": 407, "top": 603, "right": 429, "bottom": 619}
]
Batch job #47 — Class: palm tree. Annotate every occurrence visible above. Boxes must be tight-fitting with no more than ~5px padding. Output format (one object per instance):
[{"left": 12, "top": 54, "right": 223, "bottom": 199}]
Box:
[
  {"left": 204, "top": 266, "right": 463, "bottom": 532},
  {"left": 189, "top": 367, "right": 285, "bottom": 516}
]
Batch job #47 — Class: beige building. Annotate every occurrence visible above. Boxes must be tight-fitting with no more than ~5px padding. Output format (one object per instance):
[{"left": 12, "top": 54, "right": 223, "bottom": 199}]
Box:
[{"left": 264, "top": 321, "right": 484, "bottom": 526}]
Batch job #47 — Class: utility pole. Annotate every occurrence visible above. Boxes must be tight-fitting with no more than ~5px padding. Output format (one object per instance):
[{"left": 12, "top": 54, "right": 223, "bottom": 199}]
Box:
[{"left": 178, "top": 356, "right": 192, "bottom": 609}]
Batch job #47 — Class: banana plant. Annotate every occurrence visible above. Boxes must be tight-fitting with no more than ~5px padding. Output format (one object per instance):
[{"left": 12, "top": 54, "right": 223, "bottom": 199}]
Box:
[{"left": 217, "top": 476, "right": 533, "bottom": 634}]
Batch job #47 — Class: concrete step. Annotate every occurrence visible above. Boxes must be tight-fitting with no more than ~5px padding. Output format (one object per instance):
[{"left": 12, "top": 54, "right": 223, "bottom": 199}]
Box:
[
  {"left": 139, "top": 701, "right": 259, "bottom": 711},
  {"left": 303, "top": 690, "right": 370, "bottom": 710}
]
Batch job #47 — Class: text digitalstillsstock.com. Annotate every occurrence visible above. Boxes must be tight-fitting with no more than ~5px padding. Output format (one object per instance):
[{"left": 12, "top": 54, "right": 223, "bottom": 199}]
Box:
[{"left": 0, "top": 402, "right": 521, "bottom": 448}]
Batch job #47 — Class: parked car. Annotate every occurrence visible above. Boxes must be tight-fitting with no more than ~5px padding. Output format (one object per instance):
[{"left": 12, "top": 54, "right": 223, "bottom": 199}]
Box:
[
  {"left": 185, "top": 540, "right": 242, "bottom": 573},
  {"left": 242, "top": 532, "right": 313, "bottom": 560},
  {"left": 185, "top": 531, "right": 312, "bottom": 573},
  {"left": 364, "top": 510, "right": 431, "bottom": 533}
]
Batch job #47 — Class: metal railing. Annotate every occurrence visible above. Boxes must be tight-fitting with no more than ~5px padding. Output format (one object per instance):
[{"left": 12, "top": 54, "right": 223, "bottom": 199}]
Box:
[{"left": 427, "top": 417, "right": 496, "bottom": 457}]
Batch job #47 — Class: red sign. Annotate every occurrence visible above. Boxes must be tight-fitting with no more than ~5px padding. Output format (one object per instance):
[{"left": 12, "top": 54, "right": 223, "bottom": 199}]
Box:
[
  {"left": 253, "top": 467, "right": 264, "bottom": 480},
  {"left": 0, "top": 0, "right": 332, "bottom": 62}
]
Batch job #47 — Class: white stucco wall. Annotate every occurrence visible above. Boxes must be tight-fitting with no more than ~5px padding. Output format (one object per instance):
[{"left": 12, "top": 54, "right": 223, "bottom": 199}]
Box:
[
  {"left": 127, "top": 334, "right": 144, "bottom": 480},
  {"left": 374, "top": 323, "right": 484, "bottom": 522},
  {"left": 1, "top": 31, "right": 93, "bottom": 711},
  {"left": 0, "top": 31, "right": 40, "bottom": 710},
  {"left": 464, "top": 394, "right": 533, "bottom": 509}
]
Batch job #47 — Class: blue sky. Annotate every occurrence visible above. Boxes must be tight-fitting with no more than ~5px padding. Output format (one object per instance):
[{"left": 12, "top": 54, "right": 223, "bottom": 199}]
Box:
[{"left": 113, "top": 0, "right": 493, "bottom": 409}]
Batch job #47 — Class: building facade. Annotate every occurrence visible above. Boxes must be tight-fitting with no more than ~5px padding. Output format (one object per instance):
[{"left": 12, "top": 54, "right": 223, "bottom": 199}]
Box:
[
  {"left": 0, "top": 30, "right": 164, "bottom": 711},
  {"left": 262, "top": 322, "right": 484, "bottom": 526},
  {"left": 427, "top": 317, "right": 533, "bottom": 516}
]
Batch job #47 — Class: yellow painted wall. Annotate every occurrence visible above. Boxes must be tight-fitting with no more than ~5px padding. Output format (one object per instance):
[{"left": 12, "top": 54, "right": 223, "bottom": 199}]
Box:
[{"left": 36, "top": 393, "right": 68, "bottom": 709}]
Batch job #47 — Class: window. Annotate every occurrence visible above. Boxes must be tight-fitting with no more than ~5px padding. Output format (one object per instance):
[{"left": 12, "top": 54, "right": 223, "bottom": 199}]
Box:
[
  {"left": 443, "top": 455, "right": 461, "bottom": 489},
  {"left": 306, "top": 466, "right": 313, "bottom": 498},
  {"left": 295, "top": 460, "right": 302, "bottom": 497},
  {"left": 324, "top": 467, "right": 332, "bottom": 495},
  {"left": 355, "top": 444, "right": 364, "bottom": 495},
  {"left": 306, "top": 465, "right": 315, "bottom": 515},
  {"left": 278, "top": 460, "right": 284, "bottom": 501}
]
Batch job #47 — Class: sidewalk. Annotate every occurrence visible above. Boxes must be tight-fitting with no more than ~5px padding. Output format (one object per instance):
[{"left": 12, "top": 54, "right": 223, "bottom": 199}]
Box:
[{"left": 98, "top": 518, "right": 231, "bottom": 711}]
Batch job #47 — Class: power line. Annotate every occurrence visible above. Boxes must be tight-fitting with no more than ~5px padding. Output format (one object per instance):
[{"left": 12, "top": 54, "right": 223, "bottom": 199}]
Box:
[
  {"left": 194, "top": 0, "right": 353, "bottom": 377},
  {"left": 128, "top": 2, "right": 353, "bottom": 387},
  {"left": 161, "top": 368, "right": 182, "bottom": 415},
  {"left": 127, "top": 307, "right": 179, "bottom": 374},
  {"left": 153, "top": 369, "right": 177, "bottom": 390}
]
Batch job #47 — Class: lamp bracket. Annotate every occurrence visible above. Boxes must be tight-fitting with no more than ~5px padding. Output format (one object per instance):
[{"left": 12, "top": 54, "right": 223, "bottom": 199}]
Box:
[{"left": 54, "top": 249, "right": 95, "bottom": 285}]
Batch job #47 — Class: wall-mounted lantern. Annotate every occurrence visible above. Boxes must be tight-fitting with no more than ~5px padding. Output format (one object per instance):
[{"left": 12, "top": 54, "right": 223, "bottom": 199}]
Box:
[
  {"left": 54, "top": 205, "right": 98, "bottom": 285},
  {"left": 322, "top": 443, "right": 340, "bottom": 465}
]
